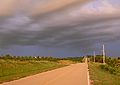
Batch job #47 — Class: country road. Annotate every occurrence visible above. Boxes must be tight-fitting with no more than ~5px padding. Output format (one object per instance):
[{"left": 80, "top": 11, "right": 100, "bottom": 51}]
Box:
[{"left": 1, "top": 62, "right": 89, "bottom": 85}]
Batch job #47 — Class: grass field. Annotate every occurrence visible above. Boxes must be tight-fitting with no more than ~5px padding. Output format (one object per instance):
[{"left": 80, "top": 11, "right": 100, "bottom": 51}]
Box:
[
  {"left": 89, "top": 63, "right": 120, "bottom": 85},
  {"left": 0, "top": 59, "right": 68, "bottom": 83}
]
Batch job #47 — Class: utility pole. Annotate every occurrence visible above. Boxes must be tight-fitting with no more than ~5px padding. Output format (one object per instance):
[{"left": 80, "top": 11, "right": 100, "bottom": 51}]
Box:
[
  {"left": 93, "top": 51, "right": 96, "bottom": 62},
  {"left": 102, "top": 44, "right": 106, "bottom": 64}
]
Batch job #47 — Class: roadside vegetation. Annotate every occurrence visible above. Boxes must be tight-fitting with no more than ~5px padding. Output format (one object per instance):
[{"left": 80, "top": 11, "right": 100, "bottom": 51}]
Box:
[
  {"left": 0, "top": 54, "right": 83, "bottom": 83},
  {"left": 88, "top": 55, "right": 120, "bottom": 85}
]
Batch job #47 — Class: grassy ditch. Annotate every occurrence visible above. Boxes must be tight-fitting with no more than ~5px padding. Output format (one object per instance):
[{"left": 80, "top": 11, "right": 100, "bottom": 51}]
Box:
[{"left": 89, "top": 63, "right": 120, "bottom": 85}]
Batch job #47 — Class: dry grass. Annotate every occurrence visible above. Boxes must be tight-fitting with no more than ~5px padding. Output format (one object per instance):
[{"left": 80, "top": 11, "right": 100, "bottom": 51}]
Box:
[{"left": 0, "top": 59, "right": 66, "bottom": 83}]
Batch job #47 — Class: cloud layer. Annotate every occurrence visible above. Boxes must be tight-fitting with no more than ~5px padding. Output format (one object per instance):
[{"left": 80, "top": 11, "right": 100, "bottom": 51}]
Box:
[{"left": 0, "top": 0, "right": 120, "bottom": 53}]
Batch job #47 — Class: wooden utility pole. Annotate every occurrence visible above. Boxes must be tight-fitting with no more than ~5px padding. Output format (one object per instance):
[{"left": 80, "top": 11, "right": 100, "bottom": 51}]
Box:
[
  {"left": 102, "top": 44, "right": 106, "bottom": 64},
  {"left": 93, "top": 51, "right": 96, "bottom": 62}
]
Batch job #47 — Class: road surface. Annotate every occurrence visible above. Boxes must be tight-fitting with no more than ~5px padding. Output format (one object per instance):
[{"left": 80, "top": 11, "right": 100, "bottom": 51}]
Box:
[{"left": 1, "top": 62, "right": 89, "bottom": 85}]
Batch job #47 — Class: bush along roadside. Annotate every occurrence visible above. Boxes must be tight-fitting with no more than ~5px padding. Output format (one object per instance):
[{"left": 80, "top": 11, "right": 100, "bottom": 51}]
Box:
[
  {"left": 88, "top": 55, "right": 120, "bottom": 75},
  {"left": 100, "top": 64, "right": 120, "bottom": 75},
  {"left": 100, "top": 57, "right": 120, "bottom": 75}
]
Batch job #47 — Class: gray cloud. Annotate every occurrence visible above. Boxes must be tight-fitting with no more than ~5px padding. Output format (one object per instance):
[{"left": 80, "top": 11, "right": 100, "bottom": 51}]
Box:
[{"left": 0, "top": 0, "right": 120, "bottom": 53}]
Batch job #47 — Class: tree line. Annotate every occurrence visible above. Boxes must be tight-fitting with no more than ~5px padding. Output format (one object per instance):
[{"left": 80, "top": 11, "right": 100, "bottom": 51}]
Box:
[{"left": 0, "top": 54, "right": 84, "bottom": 62}]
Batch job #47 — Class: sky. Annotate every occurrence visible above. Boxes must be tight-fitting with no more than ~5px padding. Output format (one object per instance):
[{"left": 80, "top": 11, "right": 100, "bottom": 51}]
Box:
[{"left": 0, "top": 0, "right": 120, "bottom": 57}]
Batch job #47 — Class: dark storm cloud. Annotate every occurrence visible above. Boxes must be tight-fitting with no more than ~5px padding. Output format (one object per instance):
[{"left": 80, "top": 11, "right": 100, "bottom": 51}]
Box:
[{"left": 0, "top": 0, "right": 120, "bottom": 53}]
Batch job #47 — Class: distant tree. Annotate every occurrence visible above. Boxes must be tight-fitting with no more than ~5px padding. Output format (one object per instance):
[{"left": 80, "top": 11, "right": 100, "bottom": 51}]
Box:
[
  {"left": 4, "top": 54, "right": 13, "bottom": 59},
  {"left": 118, "top": 57, "right": 120, "bottom": 60}
]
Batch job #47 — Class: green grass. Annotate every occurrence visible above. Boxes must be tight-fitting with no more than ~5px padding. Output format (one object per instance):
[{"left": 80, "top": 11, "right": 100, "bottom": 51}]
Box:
[
  {"left": 89, "top": 63, "right": 120, "bottom": 85},
  {"left": 0, "top": 59, "right": 66, "bottom": 83}
]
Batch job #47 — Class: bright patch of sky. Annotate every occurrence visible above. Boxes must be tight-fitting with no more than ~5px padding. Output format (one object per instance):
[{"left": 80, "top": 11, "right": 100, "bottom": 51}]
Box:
[
  {"left": 110, "top": 0, "right": 120, "bottom": 7},
  {"left": 80, "top": 0, "right": 120, "bottom": 14}
]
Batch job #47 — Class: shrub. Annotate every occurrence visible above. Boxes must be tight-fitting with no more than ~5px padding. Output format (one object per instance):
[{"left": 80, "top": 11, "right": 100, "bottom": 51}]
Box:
[{"left": 100, "top": 64, "right": 119, "bottom": 75}]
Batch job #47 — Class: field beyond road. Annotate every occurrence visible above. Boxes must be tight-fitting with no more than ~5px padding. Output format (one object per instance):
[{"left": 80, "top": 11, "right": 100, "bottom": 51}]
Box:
[
  {"left": 0, "top": 56, "right": 83, "bottom": 84},
  {"left": 0, "top": 59, "right": 66, "bottom": 83},
  {"left": 0, "top": 63, "right": 89, "bottom": 85}
]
